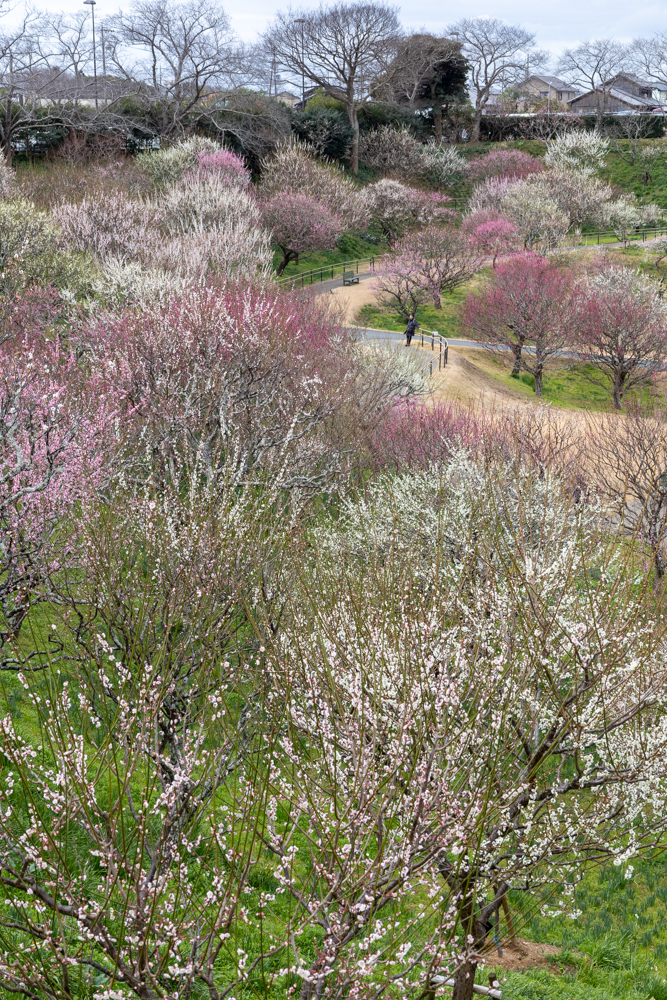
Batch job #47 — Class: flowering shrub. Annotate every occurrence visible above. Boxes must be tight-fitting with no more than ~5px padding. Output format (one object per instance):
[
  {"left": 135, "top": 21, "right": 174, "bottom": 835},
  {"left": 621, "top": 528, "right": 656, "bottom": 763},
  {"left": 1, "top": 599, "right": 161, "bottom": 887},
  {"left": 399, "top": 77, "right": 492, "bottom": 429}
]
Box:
[
  {"left": 461, "top": 210, "right": 520, "bottom": 265},
  {"left": 467, "top": 174, "right": 522, "bottom": 214},
  {"left": 88, "top": 281, "right": 356, "bottom": 494},
  {"left": 364, "top": 179, "right": 455, "bottom": 244},
  {"left": 161, "top": 174, "right": 261, "bottom": 233},
  {"left": 260, "top": 141, "right": 368, "bottom": 229},
  {"left": 544, "top": 128, "right": 609, "bottom": 174},
  {"left": 191, "top": 147, "right": 251, "bottom": 187},
  {"left": 465, "top": 148, "right": 544, "bottom": 182},
  {"left": 501, "top": 184, "right": 570, "bottom": 250},
  {"left": 135, "top": 135, "right": 220, "bottom": 186},
  {"left": 358, "top": 125, "right": 466, "bottom": 185},
  {"left": 52, "top": 191, "right": 161, "bottom": 262},
  {"left": 0, "top": 338, "right": 117, "bottom": 646}
]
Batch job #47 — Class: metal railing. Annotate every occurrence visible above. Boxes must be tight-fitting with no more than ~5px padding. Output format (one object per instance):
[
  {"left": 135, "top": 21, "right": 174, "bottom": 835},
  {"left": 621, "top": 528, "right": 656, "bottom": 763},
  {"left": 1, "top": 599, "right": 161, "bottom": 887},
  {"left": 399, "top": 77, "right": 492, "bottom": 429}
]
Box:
[
  {"left": 419, "top": 329, "right": 449, "bottom": 372},
  {"left": 570, "top": 225, "right": 667, "bottom": 245},
  {"left": 278, "top": 255, "right": 383, "bottom": 289}
]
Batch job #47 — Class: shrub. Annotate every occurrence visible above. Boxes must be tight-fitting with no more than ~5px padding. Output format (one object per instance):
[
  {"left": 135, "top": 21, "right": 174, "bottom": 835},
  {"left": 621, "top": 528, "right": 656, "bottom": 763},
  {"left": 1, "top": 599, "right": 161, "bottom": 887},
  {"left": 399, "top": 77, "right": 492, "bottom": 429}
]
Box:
[
  {"left": 291, "top": 106, "right": 353, "bottom": 161},
  {"left": 544, "top": 129, "right": 609, "bottom": 174},
  {"left": 359, "top": 125, "right": 465, "bottom": 186},
  {"left": 87, "top": 281, "right": 357, "bottom": 494},
  {"left": 461, "top": 211, "right": 520, "bottom": 265},
  {"left": 190, "top": 148, "right": 251, "bottom": 187},
  {"left": 161, "top": 175, "right": 262, "bottom": 233},
  {"left": 260, "top": 141, "right": 368, "bottom": 230},
  {"left": 135, "top": 136, "right": 221, "bottom": 186},
  {"left": 465, "top": 148, "right": 545, "bottom": 182},
  {"left": 364, "top": 179, "right": 455, "bottom": 244},
  {"left": 52, "top": 192, "right": 161, "bottom": 262},
  {"left": 468, "top": 175, "right": 523, "bottom": 214},
  {"left": 501, "top": 184, "right": 570, "bottom": 250}
]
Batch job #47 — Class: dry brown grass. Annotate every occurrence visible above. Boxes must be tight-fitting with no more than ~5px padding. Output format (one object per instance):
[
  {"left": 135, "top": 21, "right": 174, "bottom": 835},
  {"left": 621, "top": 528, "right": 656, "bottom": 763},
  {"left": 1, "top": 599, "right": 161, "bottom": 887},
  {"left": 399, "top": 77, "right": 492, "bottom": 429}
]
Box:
[{"left": 15, "top": 157, "right": 151, "bottom": 210}]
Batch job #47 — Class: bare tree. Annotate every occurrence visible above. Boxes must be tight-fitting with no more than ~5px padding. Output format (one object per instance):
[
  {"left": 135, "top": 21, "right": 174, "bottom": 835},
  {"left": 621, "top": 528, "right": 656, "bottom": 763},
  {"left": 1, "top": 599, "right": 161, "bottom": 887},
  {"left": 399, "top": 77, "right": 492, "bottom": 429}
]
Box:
[
  {"left": 558, "top": 39, "right": 629, "bottom": 130},
  {"left": 631, "top": 33, "right": 667, "bottom": 89},
  {"left": 604, "top": 114, "right": 656, "bottom": 166},
  {"left": 267, "top": 1, "right": 401, "bottom": 173},
  {"left": 0, "top": 10, "right": 60, "bottom": 164},
  {"left": 587, "top": 404, "right": 667, "bottom": 587},
  {"left": 106, "top": 0, "right": 242, "bottom": 138},
  {"left": 448, "top": 18, "right": 539, "bottom": 143}
]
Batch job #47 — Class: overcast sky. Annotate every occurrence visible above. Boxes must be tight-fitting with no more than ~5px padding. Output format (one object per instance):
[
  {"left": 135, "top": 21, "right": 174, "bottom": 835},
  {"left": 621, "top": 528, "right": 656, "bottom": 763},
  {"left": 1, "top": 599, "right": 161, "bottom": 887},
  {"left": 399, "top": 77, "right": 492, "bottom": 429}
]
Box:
[
  {"left": 231, "top": 0, "right": 662, "bottom": 54},
  {"left": 13, "top": 0, "right": 665, "bottom": 61}
]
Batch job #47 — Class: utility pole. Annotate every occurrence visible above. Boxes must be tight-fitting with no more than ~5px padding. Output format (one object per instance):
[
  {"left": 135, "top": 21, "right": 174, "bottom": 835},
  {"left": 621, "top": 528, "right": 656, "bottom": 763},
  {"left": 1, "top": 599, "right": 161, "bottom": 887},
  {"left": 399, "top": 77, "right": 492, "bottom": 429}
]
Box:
[
  {"left": 101, "top": 23, "right": 107, "bottom": 104},
  {"left": 83, "top": 0, "right": 98, "bottom": 110},
  {"left": 294, "top": 18, "right": 306, "bottom": 107}
]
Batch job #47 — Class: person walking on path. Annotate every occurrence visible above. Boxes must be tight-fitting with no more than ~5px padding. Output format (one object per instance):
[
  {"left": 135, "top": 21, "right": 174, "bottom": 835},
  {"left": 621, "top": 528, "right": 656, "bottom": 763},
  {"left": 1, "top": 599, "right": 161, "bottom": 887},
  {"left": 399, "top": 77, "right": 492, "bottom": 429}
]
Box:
[{"left": 405, "top": 313, "right": 419, "bottom": 346}]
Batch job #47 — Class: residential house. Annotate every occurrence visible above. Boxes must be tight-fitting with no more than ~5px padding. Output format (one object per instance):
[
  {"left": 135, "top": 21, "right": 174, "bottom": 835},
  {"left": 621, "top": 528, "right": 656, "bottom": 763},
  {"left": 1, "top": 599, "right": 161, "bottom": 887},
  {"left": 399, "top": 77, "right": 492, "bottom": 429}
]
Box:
[
  {"left": 517, "top": 74, "right": 579, "bottom": 111},
  {"left": 276, "top": 90, "right": 300, "bottom": 108},
  {"left": 569, "top": 72, "right": 665, "bottom": 113}
]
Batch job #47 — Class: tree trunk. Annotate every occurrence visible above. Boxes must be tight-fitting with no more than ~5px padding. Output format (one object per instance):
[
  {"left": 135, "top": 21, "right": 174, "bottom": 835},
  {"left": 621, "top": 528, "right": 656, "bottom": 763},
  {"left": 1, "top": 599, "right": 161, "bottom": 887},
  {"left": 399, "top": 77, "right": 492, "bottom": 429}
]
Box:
[
  {"left": 534, "top": 366, "right": 543, "bottom": 396},
  {"left": 471, "top": 106, "right": 483, "bottom": 143},
  {"left": 613, "top": 370, "right": 626, "bottom": 410},
  {"left": 276, "top": 249, "right": 296, "bottom": 276},
  {"left": 348, "top": 103, "right": 360, "bottom": 174},
  {"left": 511, "top": 343, "right": 522, "bottom": 376},
  {"left": 451, "top": 960, "right": 478, "bottom": 1000},
  {"left": 434, "top": 103, "right": 443, "bottom": 145}
]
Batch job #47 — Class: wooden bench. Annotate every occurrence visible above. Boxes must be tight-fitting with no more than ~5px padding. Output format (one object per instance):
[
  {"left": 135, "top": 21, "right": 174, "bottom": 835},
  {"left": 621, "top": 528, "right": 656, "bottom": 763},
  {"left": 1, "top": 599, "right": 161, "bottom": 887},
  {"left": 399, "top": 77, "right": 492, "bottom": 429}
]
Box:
[{"left": 342, "top": 271, "right": 359, "bottom": 286}]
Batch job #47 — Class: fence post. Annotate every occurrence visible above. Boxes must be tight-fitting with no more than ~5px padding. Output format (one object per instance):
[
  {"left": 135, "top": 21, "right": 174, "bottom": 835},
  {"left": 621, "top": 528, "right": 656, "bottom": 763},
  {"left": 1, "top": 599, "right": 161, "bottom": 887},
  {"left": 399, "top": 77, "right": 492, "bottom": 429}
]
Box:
[
  {"left": 430, "top": 361, "right": 433, "bottom": 376},
  {"left": 421, "top": 331, "right": 424, "bottom": 347},
  {"left": 431, "top": 334, "right": 434, "bottom": 351},
  {"left": 445, "top": 343, "right": 448, "bottom": 366}
]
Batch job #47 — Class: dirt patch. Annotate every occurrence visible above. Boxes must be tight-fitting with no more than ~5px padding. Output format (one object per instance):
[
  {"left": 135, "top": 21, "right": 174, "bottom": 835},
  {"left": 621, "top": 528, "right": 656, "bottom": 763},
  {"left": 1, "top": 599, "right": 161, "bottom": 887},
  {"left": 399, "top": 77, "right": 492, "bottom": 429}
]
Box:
[
  {"left": 415, "top": 346, "right": 529, "bottom": 410},
  {"left": 330, "top": 282, "right": 378, "bottom": 324},
  {"left": 479, "top": 937, "right": 562, "bottom": 972}
]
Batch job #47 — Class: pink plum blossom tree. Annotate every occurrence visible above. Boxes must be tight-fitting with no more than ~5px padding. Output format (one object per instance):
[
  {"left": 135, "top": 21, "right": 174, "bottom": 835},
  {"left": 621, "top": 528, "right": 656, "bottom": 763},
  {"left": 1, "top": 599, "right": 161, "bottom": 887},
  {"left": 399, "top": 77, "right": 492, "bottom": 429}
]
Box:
[
  {"left": 191, "top": 147, "right": 251, "bottom": 187},
  {"left": 461, "top": 211, "right": 521, "bottom": 267},
  {"left": 462, "top": 252, "right": 575, "bottom": 394},
  {"left": 572, "top": 260, "right": 667, "bottom": 409},
  {"left": 260, "top": 192, "right": 343, "bottom": 275},
  {"left": 465, "top": 148, "right": 545, "bottom": 182}
]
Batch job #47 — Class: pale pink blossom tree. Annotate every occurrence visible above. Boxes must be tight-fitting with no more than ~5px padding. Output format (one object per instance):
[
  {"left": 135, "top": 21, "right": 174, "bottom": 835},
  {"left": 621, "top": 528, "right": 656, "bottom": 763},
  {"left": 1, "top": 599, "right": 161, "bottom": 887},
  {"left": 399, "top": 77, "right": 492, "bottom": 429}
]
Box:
[
  {"left": 465, "top": 148, "right": 545, "bottom": 182},
  {"left": 399, "top": 225, "right": 485, "bottom": 309},
  {"left": 260, "top": 192, "right": 343, "bottom": 275},
  {"left": 364, "top": 179, "right": 456, "bottom": 245},
  {"left": 572, "top": 261, "right": 667, "bottom": 409},
  {"left": 462, "top": 252, "right": 575, "bottom": 394},
  {"left": 461, "top": 211, "right": 520, "bottom": 267},
  {"left": 372, "top": 249, "right": 428, "bottom": 320}
]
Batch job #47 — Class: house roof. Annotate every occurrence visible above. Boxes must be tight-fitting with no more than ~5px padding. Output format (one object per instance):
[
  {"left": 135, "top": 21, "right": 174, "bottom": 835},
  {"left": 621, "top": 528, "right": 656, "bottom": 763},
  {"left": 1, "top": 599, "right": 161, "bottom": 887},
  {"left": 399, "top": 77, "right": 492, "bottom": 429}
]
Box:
[
  {"left": 570, "top": 86, "right": 660, "bottom": 108},
  {"left": 521, "top": 74, "right": 577, "bottom": 91},
  {"left": 604, "top": 72, "right": 653, "bottom": 90}
]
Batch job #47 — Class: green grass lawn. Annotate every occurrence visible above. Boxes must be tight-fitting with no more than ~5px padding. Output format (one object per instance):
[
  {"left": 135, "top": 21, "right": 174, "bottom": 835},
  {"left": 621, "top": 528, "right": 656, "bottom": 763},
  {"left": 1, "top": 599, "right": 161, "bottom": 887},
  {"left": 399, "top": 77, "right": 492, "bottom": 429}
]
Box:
[
  {"left": 483, "top": 857, "right": 667, "bottom": 999},
  {"left": 355, "top": 286, "right": 470, "bottom": 337},
  {"left": 274, "top": 233, "right": 384, "bottom": 278},
  {"left": 476, "top": 355, "right": 632, "bottom": 411}
]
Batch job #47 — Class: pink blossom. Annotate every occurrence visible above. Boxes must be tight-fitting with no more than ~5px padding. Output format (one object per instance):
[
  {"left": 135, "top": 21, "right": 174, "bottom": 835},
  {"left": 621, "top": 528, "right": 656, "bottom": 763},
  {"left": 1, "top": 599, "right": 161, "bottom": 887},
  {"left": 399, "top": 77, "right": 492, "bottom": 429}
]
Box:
[{"left": 260, "top": 192, "right": 343, "bottom": 275}]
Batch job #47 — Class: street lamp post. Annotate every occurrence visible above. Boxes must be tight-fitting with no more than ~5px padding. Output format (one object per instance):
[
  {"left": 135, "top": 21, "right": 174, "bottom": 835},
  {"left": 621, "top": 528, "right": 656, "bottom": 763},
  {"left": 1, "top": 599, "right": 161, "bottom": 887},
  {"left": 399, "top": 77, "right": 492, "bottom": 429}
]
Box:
[
  {"left": 83, "top": 0, "right": 99, "bottom": 110},
  {"left": 294, "top": 17, "right": 306, "bottom": 107}
]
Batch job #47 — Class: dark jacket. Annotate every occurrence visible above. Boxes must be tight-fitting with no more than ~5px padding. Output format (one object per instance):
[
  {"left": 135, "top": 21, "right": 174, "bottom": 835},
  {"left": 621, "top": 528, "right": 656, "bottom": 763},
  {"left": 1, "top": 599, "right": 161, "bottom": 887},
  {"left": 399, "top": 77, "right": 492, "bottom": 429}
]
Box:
[{"left": 405, "top": 317, "right": 420, "bottom": 336}]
